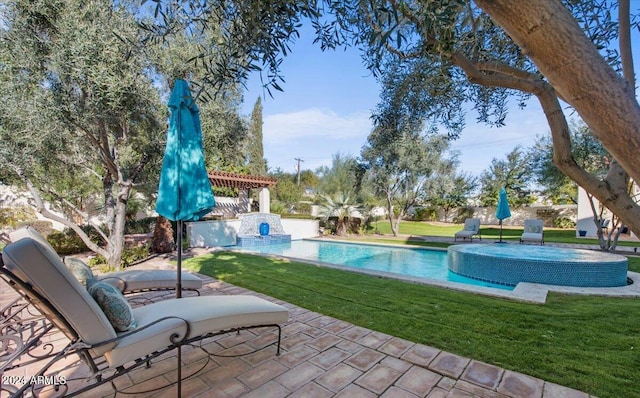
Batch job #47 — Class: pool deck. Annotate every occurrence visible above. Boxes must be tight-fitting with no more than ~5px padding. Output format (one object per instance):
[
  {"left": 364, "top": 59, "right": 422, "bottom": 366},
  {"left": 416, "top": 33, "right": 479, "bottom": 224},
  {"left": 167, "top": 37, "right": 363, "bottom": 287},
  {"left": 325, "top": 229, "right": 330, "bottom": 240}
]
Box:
[{"left": 2, "top": 248, "right": 599, "bottom": 398}]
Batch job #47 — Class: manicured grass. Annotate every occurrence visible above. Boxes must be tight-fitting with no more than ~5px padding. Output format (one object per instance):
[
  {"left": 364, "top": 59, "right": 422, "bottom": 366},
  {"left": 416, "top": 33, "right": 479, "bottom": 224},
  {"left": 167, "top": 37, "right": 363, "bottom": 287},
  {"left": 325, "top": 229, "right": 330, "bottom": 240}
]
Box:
[{"left": 185, "top": 251, "right": 640, "bottom": 398}]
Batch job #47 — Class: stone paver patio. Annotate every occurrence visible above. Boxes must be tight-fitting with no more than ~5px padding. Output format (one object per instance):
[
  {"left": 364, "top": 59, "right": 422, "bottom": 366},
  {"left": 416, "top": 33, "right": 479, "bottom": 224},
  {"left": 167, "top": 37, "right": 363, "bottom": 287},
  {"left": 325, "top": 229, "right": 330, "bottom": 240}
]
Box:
[{"left": 1, "top": 248, "right": 597, "bottom": 398}]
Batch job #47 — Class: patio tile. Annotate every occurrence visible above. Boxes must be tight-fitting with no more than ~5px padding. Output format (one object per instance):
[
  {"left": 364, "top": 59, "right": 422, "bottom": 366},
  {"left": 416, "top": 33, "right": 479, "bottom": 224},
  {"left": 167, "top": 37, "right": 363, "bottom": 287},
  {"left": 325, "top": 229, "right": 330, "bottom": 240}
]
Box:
[
  {"left": 154, "top": 376, "right": 209, "bottom": 398},
  {"left": 305, "top": 333, "right": 343, "bottom": 351},
  {"left": 196, "top": 378, "right": 249, "bottom": 398},
  {"left": 295, "top": 310, "right": 323, "bottom": 323},
  {"left": 379, "top": 337, "right": 415, "bottom": 358},
  {"left": 460, "top": 360, "right": 504, "bottom": 390},
  {"left": 322, "top": 320, "right": 354, "bottom": 334},
  {"left": 380, "top": 356, "right": 413, "bottom": 373},
  {"left": 344, "top": 348, "right": 386, "bottom": 371},
  {"left": 240, "top": 380, "right": 289, "bottom": 398},
  {"left": 315, "top": 363, "right": 363, "bottom": 392},
  {"left": 428, "top": 351, "right": 470, "bottom": 379},
  {"left": 394, "top": 365, "right": 442, "bottom": 396},
  {"left": 454, "top": 379, "right": 510, "bottom": 397},
  {"left": 309, "top": 347, "right": 352, "bottom": 369},
  {"left": 355, "top": 364, "right": 403, "bottom": 394},
  {"left": 274, "top": 362, "right": 324, "bottom": 390},
  {"left": 281, "top": 331, "right": 313, "bottom": 351},
  {"left": 497, "top": 370, "right": 544, "bottom": 398},
  {"left": 287, "top": 382, "right": 334, "bottom": 398},
  {"left": 302, "top": 326, "right": 327, "bottom": 338},
  {"left": 425, "top": 387, "right": 449, "bottom": 397},
  {"left": 358, "top": 330, "right": 394, "bottom": 349},
  {"left": 437, "top": 376, "right": 456, "bottom": 391},
  {"left": 307, "top": 315, "right": 338, "bottom": 328},
  {"left": 381, "top": 386, "right": 421, "bottom": 398},
  {"left": 334, "top": 384, "right": 379, "bottom": 398},
  {"left": 401, "top": 343, "right": 440, "bottom": 367},
  {"left": 237, "top": 359, "right": 288, "bottom": 389},
  {"left": 543, "top": 382, "right": 590, "bottom": 398},
  {"left": 200, "top": 359, "right": 252, "bottom": 385},
  {"left": 336, "top": 339, "right": 365, "bottom": 353},
  {"left": 339, "top": 325, "right": 371, "bottom": 341},
  {"left": 275, "top": 344, "right": 320, "bottom": 368}
]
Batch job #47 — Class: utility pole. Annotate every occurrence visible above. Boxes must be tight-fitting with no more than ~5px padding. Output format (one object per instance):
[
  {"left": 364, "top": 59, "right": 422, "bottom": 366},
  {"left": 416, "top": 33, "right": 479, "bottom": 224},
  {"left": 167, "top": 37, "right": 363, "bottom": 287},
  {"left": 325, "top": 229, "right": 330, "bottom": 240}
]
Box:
[{"left": 294, "top": 157, "right": 304, "bottom": 185}]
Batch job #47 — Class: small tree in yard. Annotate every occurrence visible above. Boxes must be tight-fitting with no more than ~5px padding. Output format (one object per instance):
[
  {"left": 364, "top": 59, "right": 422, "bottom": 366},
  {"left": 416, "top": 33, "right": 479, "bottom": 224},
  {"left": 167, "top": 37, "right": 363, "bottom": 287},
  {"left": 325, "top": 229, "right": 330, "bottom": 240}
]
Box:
[
  {"left": 0, "top": 0, "right": 165, "bottom": 269},
  {"left": 317, "top": 192, "right": 362, "bottom": 236}
]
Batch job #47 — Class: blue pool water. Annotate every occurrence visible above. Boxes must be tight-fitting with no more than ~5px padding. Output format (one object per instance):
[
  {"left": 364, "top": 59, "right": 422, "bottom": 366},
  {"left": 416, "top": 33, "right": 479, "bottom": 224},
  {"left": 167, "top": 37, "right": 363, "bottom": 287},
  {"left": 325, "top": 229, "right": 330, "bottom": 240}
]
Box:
[{"left": 234, "top": 240, "right": 513, "bottom": 290}]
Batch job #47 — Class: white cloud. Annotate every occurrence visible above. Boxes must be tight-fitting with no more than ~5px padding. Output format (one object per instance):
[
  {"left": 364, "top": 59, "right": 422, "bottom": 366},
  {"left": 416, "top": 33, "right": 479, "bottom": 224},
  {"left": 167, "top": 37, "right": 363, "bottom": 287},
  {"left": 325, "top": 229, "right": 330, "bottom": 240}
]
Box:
[{"left": 264, "top": 108, "right": 372, "bottom": 142}]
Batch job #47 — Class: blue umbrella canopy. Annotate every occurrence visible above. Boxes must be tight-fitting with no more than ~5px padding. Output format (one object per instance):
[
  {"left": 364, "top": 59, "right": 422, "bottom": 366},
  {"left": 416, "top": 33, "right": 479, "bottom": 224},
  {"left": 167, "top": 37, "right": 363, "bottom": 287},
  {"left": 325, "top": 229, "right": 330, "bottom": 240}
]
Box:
[
  {"left": 495, "top": 188, "right": 511, "bottom": 243},
  {"left": 156, "top": 79, "right": 215, "bottom": 221},
  {"left": 496, "top": 188, "right": 511, "bottom": 221}
]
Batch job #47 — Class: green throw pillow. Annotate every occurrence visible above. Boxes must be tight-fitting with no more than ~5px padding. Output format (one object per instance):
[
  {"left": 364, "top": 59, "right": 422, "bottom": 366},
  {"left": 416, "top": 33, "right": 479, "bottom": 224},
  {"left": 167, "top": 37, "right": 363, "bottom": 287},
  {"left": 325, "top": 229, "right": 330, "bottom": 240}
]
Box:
[
  {"left": 88, "top": 281, "right": 137, "bottom": 332},
  {"left": 63, "top": 257, "right": 96, "bottom": 287}
]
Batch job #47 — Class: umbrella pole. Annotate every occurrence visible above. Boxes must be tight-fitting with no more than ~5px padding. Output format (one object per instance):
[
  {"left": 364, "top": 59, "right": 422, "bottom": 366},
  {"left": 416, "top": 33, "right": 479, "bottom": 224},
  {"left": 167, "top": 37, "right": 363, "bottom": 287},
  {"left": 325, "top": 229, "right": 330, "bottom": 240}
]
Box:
[
  {"left": 176, "top": 220, "right": 183, "bottom": 397},
  {"left": 177, "top": 219, "right": 183, "bottom": 299}
]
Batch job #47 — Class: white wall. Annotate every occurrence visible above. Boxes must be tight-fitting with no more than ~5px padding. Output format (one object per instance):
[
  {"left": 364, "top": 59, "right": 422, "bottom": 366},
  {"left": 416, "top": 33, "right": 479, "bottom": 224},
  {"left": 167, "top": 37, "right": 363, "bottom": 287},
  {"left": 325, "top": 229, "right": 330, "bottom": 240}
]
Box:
[{"left": 186, "top": 218, "right": 319, "bottom": 247}]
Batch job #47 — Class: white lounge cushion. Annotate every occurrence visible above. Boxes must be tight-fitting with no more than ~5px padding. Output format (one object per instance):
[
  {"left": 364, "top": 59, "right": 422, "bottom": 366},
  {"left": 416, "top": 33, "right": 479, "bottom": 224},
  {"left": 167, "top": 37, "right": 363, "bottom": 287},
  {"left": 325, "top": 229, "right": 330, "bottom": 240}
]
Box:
[
  {"left": 105, "top": 295, "right": 289, "bottom": 367},
  {"left": 96, "top": 269, "right": 202, "bottom": 293},
  {"left": 454, "top": 230, "right": 476, "bottom": 238},
  {"left": 14, "top": 227, "right": 203, "bottom": 293},
  {"left": 521, "top": 232, "right": 543, "bottom": 242},
  {"left": 2, "top": 238, "right": 117, "bottom": 356}
]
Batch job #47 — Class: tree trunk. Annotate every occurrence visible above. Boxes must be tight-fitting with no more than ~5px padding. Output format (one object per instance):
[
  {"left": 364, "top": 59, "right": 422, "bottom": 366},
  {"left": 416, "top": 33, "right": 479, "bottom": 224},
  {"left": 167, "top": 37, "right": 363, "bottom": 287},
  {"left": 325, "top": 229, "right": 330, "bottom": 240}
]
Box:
[
  {"left": 385, "top": 191, "right": 399, "bottom": 236},
  {"left": 475, "top": 0, "right": 640, "bottom": 189},
  {"left": 151, "top": 216, "right": 175, "bottom": 253}
]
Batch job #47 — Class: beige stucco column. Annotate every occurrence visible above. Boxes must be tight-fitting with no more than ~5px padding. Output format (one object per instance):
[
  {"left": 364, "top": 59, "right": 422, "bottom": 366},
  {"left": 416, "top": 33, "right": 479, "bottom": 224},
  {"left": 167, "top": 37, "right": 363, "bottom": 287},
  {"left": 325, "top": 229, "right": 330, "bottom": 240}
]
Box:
[{"left": 259, "top": 187, "right": 270, "bottom": 214}]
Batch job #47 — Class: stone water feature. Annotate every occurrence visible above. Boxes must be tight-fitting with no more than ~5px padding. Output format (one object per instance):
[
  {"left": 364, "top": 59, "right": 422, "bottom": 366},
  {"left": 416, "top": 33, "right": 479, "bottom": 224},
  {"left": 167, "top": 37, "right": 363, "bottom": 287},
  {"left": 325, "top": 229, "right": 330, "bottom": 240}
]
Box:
[{"left": 236, "top": 213, "right": 291, "bottom": 247}]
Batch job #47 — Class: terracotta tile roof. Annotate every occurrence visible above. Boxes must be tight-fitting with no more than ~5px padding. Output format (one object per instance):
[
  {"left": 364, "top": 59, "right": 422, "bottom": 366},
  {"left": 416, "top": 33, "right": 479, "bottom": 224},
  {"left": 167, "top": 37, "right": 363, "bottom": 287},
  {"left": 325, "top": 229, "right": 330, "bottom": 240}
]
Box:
[{"left": 207, "top": 170, "right": 277, "bottom": 189}]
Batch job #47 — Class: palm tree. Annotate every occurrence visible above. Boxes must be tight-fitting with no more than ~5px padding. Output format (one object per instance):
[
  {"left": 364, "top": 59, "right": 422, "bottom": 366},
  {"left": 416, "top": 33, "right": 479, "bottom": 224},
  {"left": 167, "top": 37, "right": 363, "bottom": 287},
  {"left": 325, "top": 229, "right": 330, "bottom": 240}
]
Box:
[{"left": 317, "top": 192, "right": 362, "bottom": 236}]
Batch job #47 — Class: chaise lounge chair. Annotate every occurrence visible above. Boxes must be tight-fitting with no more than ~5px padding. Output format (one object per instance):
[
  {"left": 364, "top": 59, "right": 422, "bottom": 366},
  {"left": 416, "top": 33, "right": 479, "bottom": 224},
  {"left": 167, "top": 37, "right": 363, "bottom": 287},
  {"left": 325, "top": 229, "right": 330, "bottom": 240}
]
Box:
[
  {"left": 0, "top": 234, "right": 289, "bottom": 397},
  {"left": 454, "top": 218, "right": 482, "bottom": 242},
  {"left": 520, "top": 219, "right": 544, "bottom": 245},
  {"left": 9, "top": 227, "right": 203, "bottom": 295}
]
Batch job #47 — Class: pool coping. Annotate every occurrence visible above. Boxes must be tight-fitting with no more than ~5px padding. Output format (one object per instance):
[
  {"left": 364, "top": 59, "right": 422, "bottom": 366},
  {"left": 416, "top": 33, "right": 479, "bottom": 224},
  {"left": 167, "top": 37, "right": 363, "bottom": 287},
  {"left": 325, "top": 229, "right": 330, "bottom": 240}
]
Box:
[{"left": 226, "top": 238, "right": 640, "bottom": 304}]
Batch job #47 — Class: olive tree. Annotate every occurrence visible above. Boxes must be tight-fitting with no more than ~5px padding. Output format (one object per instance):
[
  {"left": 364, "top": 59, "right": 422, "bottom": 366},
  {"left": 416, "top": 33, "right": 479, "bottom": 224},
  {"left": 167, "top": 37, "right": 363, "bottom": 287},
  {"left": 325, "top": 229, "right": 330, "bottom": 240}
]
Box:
[{"left": 0, "top": 0, "right": 166, "bottom": 268}]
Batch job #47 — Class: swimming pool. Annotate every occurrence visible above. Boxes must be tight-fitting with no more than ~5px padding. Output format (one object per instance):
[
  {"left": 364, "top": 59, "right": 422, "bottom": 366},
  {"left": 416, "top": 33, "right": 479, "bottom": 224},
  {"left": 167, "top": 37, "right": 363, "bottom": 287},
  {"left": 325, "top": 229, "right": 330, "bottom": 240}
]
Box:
[{"left": 233, "top": 240, "right": 514, "bottom": 290}]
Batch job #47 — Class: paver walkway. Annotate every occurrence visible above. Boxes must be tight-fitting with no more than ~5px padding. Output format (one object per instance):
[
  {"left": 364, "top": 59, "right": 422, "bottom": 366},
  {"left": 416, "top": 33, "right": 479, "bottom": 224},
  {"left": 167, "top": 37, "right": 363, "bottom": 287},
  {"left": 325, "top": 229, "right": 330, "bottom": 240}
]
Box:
[{"left": 2, "top": 248, "right": 597, "bottom": 398}]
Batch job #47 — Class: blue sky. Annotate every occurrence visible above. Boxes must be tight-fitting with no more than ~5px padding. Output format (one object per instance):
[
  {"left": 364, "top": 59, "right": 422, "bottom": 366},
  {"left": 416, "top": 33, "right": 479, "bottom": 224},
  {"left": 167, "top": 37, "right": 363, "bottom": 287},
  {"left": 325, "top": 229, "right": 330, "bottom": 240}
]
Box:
[{"left": 240, "top": 25, "right": 556, "bottom": 177}]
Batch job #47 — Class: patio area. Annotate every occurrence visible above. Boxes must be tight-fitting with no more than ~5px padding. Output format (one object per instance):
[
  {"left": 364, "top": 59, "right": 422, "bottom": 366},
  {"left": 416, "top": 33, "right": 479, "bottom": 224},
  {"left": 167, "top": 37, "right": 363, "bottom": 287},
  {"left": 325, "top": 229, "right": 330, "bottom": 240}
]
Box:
[{"left": 1, "top": 249, "right": 597, "bottom": 398}]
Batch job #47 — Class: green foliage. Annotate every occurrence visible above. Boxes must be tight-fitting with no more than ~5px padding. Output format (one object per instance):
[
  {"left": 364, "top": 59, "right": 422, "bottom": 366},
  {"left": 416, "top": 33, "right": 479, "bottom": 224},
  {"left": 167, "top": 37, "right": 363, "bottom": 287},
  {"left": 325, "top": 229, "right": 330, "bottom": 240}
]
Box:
[
  {"left": 316, "top": 192, "right": 362, "bottom": 236},
  {"left": 13, "top": 220, "right": 53, "bottom": 237},
  {"left": 47, "top": 230, "right": 90, "bottom": 256},
  {"left": 88, "top": 244, "right": 149, "bottom": 269},
  {"left": 247, "top": 97, "right": 267, "bottom": 176},
  {"left": 553, "top": 217, "right": 576, "bottom": 229},
  {"left": 477, "top": 147, "right": 534, "bottom": 207},
  {"left": 413, "top": 207, "right": 437, "bottom": 221},
  {"left": 529, "top": 120, "right": 610, "bottom": 204},
  {"left": 272, "top": 174, "right": 303, "bottom": 206},
  {"left": 124, "top": 217, "right": 156, "bottom": 234},
  {"left": 0, "top": 206, "right": 37, "bottom": 229},
  {"left": 316, "top": 153, "right": 360, "bottom": 196}
]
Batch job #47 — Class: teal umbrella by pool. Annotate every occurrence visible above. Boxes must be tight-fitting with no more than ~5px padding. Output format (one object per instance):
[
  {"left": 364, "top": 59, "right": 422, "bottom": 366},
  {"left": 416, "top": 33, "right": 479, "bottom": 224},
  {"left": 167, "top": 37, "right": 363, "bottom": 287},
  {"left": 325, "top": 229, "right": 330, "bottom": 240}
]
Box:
[
  {"left": 495, "top": 188, "right": 511, "bottom": 243},
  {"left": 156, "top": 79, "right": 215, "bottom": 396}
]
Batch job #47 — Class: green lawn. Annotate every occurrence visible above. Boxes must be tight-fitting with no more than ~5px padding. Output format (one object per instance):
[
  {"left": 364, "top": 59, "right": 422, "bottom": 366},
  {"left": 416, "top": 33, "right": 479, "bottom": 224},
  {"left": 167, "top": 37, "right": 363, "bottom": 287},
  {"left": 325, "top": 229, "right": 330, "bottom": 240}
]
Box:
[{"left": 185, "top": 251, "right": 640, "bottom": 398}]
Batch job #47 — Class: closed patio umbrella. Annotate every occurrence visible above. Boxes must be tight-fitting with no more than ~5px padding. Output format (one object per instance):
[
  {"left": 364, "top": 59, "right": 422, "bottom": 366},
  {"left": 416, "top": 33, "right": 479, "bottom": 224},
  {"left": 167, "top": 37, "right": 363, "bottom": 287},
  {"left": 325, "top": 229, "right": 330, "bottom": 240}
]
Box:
[
  {"left": 156, "top": 79, "right": 215, "bottom": 396},
  {"left": 495, "top": 188, "right": 511, "bottom": 243}
]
